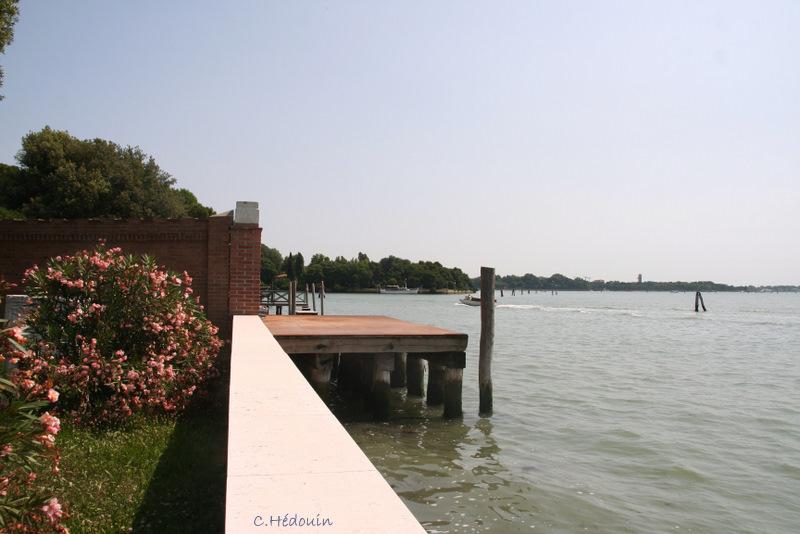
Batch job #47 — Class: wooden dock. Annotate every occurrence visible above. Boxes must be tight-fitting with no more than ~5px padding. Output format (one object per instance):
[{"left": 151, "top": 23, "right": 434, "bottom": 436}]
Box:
[{"left": 263, "top": 315, "right": 468, "bottom": 418}]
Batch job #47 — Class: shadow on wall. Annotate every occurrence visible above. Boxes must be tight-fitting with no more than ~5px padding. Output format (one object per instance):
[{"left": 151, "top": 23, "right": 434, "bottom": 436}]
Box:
[{"left": 131, "top": 349, "right": 230, "bottom": 533}]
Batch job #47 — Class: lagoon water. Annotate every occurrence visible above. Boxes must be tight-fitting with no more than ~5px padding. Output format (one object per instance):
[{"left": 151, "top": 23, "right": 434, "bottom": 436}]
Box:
[{"left": 324, "top": 292, "right": 800, "bottom": 533}]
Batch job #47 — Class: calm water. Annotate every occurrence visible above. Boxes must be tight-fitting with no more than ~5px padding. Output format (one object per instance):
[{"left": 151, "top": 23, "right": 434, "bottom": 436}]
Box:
[{"left": 323, "top": 292, "right": 800, "bottom": 533}]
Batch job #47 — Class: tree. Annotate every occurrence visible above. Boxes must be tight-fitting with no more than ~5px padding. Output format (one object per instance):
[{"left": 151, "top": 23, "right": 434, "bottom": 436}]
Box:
[
  {"left": 293, "top": 252, "right": 305, "bottom": 282},
  {"left": 260, "top": 244, "right": 283, "bottom": 284},
  {"left": 0, "top": 0, "right": 19, "bottom": 100},
  {"left": 0, "top": 127, "right": 213, "bottom": 219}
]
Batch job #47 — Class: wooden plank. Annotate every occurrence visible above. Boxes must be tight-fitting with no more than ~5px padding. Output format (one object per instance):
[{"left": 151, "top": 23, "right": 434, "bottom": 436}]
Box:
[
  {"left": 263, "top": 315, "right": 468, "bottom": 355},
  {"left": 272, "top": 335, "right": 465, "bottom": 355},
  {"left": 264, "top": 315, "right": 465, "bottom": 337}
]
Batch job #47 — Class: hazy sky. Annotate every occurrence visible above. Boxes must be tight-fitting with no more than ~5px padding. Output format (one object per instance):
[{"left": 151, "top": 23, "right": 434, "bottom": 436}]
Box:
[{"left": 1, "top": 1, "right": 798, "bottom": 284}]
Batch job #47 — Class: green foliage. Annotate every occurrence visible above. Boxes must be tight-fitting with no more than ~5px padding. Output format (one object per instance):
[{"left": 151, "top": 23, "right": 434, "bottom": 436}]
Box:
[
  {"left": 0, "top": 0, "right": 19, "bottom": 100},
  {"left": 260, "top": 244, "right": 283, "bottom": 283},
  {"left": 260, "top": 245, "right": 473, "bottom": 292},
  {"left": 0, "top": 127, "right": 213, "bottom": 219}
]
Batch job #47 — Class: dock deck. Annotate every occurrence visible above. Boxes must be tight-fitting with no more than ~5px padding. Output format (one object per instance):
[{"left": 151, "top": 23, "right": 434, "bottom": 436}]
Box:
[
  {"left": 263, "top": 315, "right": 468, "bottom": 418},
  {"left": 263, "top": 314, "right": 467, "bottom": 354}
]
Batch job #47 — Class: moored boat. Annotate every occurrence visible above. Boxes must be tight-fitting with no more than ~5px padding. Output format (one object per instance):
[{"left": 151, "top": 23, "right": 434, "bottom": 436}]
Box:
[{"left": 379, "top": 284, "right": 420, "bottom": 294}]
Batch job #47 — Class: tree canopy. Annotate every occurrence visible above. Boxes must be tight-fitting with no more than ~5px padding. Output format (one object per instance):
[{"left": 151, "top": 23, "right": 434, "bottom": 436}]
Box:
[
  {"left": 0, "top": 127, "right": 213, "bottom": 219},
  {"left": 261, "top": 247, "right": 473, "bottom": 292},
  {"left": 0, "top": 0, "right": 19, "bottom": 99}
]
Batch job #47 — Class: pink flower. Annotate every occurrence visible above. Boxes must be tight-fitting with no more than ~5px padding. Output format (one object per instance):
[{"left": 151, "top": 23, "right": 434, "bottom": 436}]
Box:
[
  {"left": 41, "top": 497, "right": 63, "bottom": 522},
  {"left": 40, "top": 412, "right": 61, "bottom": 435},
  {"left": 10, "top": 326, "right": 26, "bottom": 344},
  {"left": 48, "top": 389, "right": 60, "bottom": 403}
]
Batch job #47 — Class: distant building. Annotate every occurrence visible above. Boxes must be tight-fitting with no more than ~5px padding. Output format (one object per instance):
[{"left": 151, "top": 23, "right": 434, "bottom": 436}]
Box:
[{"left": 637, "top": 274, "right": 643, "bottom": 284}]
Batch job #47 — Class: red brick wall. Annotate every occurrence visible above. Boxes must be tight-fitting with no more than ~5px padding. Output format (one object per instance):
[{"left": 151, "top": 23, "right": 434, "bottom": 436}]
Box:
[
  {"left": 0, "top": 213, "right": 261, "bottom": 338},
  {"left": 229, "top": 224, "right": 262, "bottom": 316}
]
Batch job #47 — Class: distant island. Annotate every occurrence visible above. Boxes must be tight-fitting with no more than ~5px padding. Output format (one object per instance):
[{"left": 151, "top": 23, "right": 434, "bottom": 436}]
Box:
[
  {"left": 262, "top": 247, "right": 798, "bottom": 293},
  {"left": 261, "top": 245, "right": 473, "bottom": 292},
  {"left": 474, "top": 273, "right": 800, "bottom": 293}
]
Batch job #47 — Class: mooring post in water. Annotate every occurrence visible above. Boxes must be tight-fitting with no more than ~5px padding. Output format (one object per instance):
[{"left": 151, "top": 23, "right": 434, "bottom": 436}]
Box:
[
  {"left": 304, "top": 284, "right": 309, "bottom": 309},
  {"left": 320, "top": 280, "right": 325, "bottom": 316},
  {"left": 311, "top": 283, "right": 317, "bottom": 311},
  {"left": 444, "top": 367, "right": 463, "bottom": 418},
  {"left": 406, "top": 355, "right": 426, "bottom": 396},
  {"left": 695, "top": 291, "right": 707, "bottom": 312},
  {"left": 426, "top": 365, "right": 445, "bottom": 405},
  {"left": 390, "top": 352, "right": 407, "bottom": 387},
  {"left": 371, "top": 353, "right": 394, "bottom": 420},
  {"left": 479, "top": 266, "right": 495, "bottom": 415},
  {"left": 500, "top": 288, "right": 504, "bottom": 297}
]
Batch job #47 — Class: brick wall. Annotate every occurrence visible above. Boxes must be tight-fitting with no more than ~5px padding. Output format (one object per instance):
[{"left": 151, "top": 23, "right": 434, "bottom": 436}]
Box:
[{"left": 0, "top": 211, "right": 262, "bottom": 338}]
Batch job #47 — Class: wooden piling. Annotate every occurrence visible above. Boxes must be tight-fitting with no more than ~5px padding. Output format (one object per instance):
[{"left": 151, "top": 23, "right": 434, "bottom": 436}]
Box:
[
  {"left": 320, "top": 281, "right": 325, "bottom": 316},
  {"left": 443, "top": 368, "right": 463, "bottom": 418},
  {"left": 479, "top": 266, "right": 494, "bottom": 415},
  {"left": 311, "top": 283, "right": 317, "bottom": 311},
  {"left": 695, "top": 291, "right": 707, "bottom": 312},
  {"left": 304, "top": 284, "right": 309, "bottom": 309},
  {"left": 390, "top": 352, "right": 407, "bottom": 387},
  {"left": 406, "top": 355, "right": 425, "bottom": 397},
  {"left": 371, "top": 354, "right": 394, "bottom": 420},
  {"left": 293, "top": 354, "right": 334, "bottom": 397},
  {"left": 426, "top": 364, "right": 445, "bottom": 406}
]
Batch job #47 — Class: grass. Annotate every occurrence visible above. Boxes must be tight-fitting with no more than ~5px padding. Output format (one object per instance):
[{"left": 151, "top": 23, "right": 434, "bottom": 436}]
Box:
[{"left": 53, "top": 350, "right": 230, "bottom": 533}]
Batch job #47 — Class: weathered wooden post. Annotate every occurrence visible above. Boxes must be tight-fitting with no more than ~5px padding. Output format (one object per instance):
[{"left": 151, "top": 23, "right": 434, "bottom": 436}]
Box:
[
  {"left": 390, "top": 352, "right": 407, "bottom": 387},
  {"left": 311, "top": 283, "right": 317, "bottom": 311},
  {"left": 443, "top": 368, "right": 463, "bottom": 418},
  {"left": 406, "top": 356, "right": 425, "bottom": 396},
  {"left": 426, "top": 365, "right": 445, "bottom": 405},
  {"left": 371, "top": 354, "right": 394, "bottom": 419},
  {"left": 695, "top": 291, "right": 707, "bottom": 312},
  {"left": 479, "top": 266, "right": 495, "bottom": 415},
  {"left": 293, "top": 354, "right": 334, "bottom": 397},
  {"left": 304, "top": 284, "right": 309, "bottom": 309},
  {"left": 320, "top": 280, "right": 325, "bottom": 316}
]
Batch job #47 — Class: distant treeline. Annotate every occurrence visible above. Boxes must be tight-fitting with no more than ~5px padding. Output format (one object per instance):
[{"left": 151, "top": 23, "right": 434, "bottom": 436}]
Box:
[
  {"left": 261, "top": 245, "right": 473, "bottom": 292},
  {"left": 471, "top": 273, "right": 800, "bottom": 293}
]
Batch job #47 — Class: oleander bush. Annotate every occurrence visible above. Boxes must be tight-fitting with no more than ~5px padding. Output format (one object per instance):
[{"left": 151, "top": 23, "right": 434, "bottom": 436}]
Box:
[
  {"left": 1, "top": 325, "right": 66, "bottom": 533},
  {"left": 15, "top": 245, "right": 222, "bottom": 426}
]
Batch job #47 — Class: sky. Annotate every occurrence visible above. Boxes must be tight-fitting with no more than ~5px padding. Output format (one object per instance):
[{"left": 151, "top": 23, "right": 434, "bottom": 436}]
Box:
[{"left": 1, "top": 1, "right": 798, "bottom": 285}]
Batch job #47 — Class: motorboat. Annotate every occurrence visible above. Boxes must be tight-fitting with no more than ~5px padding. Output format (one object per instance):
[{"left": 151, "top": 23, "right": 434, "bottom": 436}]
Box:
[{"left": 379, "top": 284, "right": 419, "bottom": 294}]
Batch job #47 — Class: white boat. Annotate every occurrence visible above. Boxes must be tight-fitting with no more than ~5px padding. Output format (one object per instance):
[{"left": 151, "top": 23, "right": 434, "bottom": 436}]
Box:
[
  {"left": 379, "top": 284, "right": 420, "bottom": 294},
  {"left": 459, "top": 295, "right": 495, "bottom": 306}
]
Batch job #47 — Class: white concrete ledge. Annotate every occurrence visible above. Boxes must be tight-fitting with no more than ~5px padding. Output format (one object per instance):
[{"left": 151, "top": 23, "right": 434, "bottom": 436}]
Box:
[{"left": 226, "top": 316, "right": 425, "bottom": 533}]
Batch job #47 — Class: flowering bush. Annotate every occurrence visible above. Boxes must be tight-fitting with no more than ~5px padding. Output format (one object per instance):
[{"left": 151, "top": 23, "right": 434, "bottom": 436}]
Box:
[
  {"left": 15, "top": 245, "right": 222, "bottom": 426},
  {"left": 1, "top": 325, "right": 66, "bottom": 533}
]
